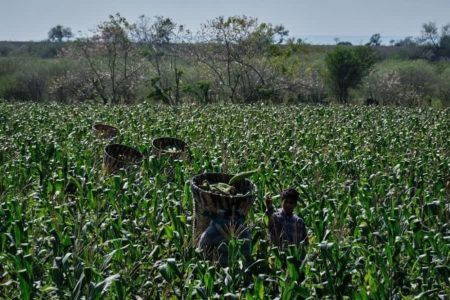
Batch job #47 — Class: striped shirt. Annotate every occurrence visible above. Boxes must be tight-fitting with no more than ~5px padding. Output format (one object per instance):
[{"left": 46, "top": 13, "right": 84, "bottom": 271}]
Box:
[{"left": 266, "top": 208, "right": 308, "bottom": 248}]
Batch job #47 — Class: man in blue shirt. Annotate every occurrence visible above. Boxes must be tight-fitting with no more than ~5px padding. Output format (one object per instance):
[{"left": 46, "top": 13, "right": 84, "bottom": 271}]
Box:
[{"left": 197, "top": 210, "right": 251, "bottom": 266}]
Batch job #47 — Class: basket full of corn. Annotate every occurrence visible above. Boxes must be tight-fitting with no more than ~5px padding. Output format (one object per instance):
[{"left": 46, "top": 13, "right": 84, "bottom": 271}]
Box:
[
  {"left": 152, "top": 137, "right": 191, "bottom": 179},
  {"left": 92, "top": 123, "right": 120, "bottom": 139},
  {"left": 190, "top": 170, "right": 258, "bottom": 244},
  {"left": 103, "top": 144, "right": 143, "bottom": 174},
  {"left": 152, "top": 137, "right": 191, "bottom": 161}
]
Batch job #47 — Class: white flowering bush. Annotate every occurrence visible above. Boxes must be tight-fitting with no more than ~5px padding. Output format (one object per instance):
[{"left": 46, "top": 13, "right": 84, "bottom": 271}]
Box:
[
  {"left": 362, "top": 70, "right": 421, "bottom": 106},
  {"left": 362, "top": 60, "right": 439, "bottom": 106}
]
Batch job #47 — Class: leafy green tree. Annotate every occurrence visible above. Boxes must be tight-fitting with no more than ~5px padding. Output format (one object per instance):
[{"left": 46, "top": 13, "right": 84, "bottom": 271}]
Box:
[
  {"left": 48, "top": 25, "right": 73, "bottom": 42},
  {"left": 325, "top": 46, "right": 377, "bottom": 104},
  {"left": 367, "top": 33, "right": 382, "bottom": 46}
]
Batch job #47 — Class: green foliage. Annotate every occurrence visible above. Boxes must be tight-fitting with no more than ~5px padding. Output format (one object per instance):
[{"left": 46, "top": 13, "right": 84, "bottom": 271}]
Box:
[
  {"left": 131, "top": 15, "right": 187, "bottom": 106},
  {"left": 147, "top": 76, "right": 172, "bottom": 104},
  {"left": 0, "top": 102, "right": 449, "bottom": 298},
  {"left": 362, "top": 59, "right": 442, "bottom": 106},
  {"left": 437, "top": 66, "right": 450, "bottom": 107},
  {"left": 367, "top": 33, "right": 382, "bottom": 47},
  {"left": 0, "top": 41, "right": 65, "bottom": 58},
  {"left": 48, "top": 25, "right": 73, "bottom": 43},
  {"left": 325, "top": 46, "right": 378, "bottom": 103},
  {"left": 0, "top": 58, "right": 72, "bottom": 102},
  {"left": 418, "top": 22, "right": 450, "bottom": 60},
  {"left": 193, "top": 15, "right": 290, "bottom": 103},
  {"left": 438, "top": 34, "right": 450, "bottom": 58},
  {"left": 182, "top": 80, "right": 213, "bottom": 104},
  {"left": 1, "top": 15, "right": 449, "bottom": 107},
  {"left": 132, "top": 15, "right": 177, "bottom": 45},
  {"left": 0, "top": 42, "right": 14, "bottom": 57},
  {"left": 60, "top": 13, "right": 143, "bottom": 105}
]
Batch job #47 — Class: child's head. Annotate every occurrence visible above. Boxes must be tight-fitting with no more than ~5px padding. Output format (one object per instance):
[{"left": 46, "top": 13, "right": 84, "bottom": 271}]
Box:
[{"left": 281, "top": 188, "right": 299, "bottom": 216}]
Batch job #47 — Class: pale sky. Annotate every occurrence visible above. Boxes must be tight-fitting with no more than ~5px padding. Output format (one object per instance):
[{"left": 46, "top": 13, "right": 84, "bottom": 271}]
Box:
[{"left": 1, "top": 0, "right": 449, "bottom": 42}]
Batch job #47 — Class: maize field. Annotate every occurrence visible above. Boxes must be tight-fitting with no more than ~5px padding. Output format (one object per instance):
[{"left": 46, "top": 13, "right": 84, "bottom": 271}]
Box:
[{"left": 0, "top": 101, "right": 449, "bottom": 299}]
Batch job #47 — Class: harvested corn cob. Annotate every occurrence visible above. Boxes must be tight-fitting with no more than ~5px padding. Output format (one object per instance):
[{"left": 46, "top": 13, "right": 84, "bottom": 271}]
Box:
[{"left": 228, "top": 168, "right": 260, "bottom": 185}]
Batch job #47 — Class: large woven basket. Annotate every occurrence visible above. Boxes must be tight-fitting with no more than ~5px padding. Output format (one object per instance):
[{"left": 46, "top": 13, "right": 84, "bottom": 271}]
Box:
[
  {"left": 103, "top": 144, "right": 143, "bottom": 174},
  {"left": 190, "top": 173, "right": 257, "bottom": 244},
  {"left": 152, "top": 137, "right": 191, "bottom": 161},
  {"left": 92, "top": 123, "right": 120, "bottom": 139}
]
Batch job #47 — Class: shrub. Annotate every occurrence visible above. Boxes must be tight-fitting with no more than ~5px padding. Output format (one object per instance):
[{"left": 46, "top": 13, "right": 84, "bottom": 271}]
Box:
[
  {"left": 0, "top": 58, "right": 19, "bottom": 76},
  {"left": 295, "top": 68, "right": 328, "bottom": 104},
  {"left": 49, "top": 70, "right": 100, "bottom": 103},
  {"left": 362, "top": 60, "right": 439, "bottom": 106},
  {"left": 0, "top": 58, "right": 71, "bottom": 102},
  {"left": 0, "top": 43, "right": 14, "bottom": 57},
  {"left": 362, "top": 70, "right": 421, "bottom": 106},
  {"left": 438, "top": 67, "right": 450, "bottom": 107}
]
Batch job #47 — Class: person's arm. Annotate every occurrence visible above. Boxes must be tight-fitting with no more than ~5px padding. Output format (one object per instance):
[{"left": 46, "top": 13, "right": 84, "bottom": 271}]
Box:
[
  {"left": 264, "top": 194, "right": 275, "bottom": 217},
  {"left": 265, "top": 195, "right": 279, "bottom": 243}
]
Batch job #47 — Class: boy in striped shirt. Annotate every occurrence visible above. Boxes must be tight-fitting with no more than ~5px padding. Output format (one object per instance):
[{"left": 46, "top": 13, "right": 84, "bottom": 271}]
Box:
[{"left": 265, "top": 188, "right": 308, "bottom": 248}]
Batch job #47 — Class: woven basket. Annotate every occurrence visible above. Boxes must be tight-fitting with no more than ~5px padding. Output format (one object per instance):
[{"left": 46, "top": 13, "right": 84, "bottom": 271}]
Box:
[
  {"left": 92, "top": 123, "right": 120, "bottom": 139},
  {"left": 152, "top": 137, "right": 191, "bottom": 161},
  {"left": 103, "top": 144, "right": 143, "bottom": 174},
  {"left": 190, "top": 172, "right": 257, "bottom": 245}
]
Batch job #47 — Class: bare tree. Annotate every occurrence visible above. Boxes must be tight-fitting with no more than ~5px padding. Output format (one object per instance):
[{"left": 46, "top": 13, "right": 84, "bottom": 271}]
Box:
[
  {"left": 189, "top": 15, "right": 288, "bottom": 103},
  {"left": 61, "top": 14, "right": 144, "bottom": 104},
  {"left": 420, "top": 22, "right": 440, "bottom": 48},
  {"left": 418, "top": 22, "right": 450, "bottom": 59},
  {"left": 131, "top": 15, "right": 186, "bottom": 106}
]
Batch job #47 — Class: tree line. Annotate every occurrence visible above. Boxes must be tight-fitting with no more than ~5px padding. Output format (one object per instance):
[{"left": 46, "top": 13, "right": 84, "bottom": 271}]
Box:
[{"left": 1, "top": 15, "right": 450, "bottom": 107}]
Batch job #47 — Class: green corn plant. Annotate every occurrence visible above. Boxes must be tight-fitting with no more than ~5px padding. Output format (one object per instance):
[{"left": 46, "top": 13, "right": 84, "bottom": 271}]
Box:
[{"left": 0, "top": 102, "right": 448, "bottom": 298}]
